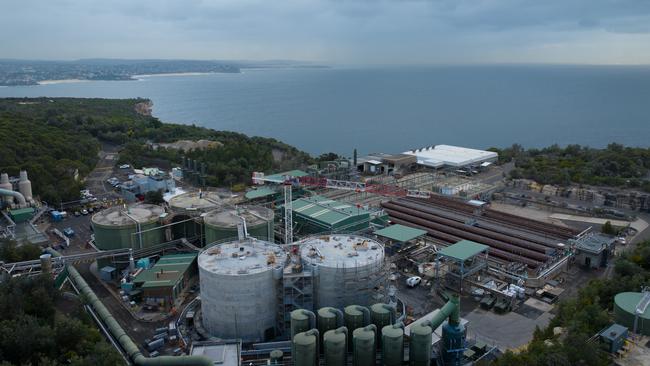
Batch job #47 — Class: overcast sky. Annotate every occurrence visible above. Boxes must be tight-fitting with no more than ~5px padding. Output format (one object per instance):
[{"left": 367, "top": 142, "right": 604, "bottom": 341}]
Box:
[{"left": 3, "top": 0, "right": 650, "bottom": 64}]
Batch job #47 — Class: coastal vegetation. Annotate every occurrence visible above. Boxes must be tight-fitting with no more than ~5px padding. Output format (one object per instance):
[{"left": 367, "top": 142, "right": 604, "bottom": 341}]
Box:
[
  {"left": 493, "top": 239, "right": 650, "bottom": 366},
  {"left": 0, "top": 97, "right": 312, "bottom": 203},
  {"left": 0, "top": 273, "right": 122, "bottom": 365},
  {"left": 489, "top": 144, "right": 650, "bottom": 192}
]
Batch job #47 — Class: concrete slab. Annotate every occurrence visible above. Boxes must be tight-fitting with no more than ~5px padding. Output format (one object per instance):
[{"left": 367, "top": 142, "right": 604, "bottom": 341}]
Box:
[
  {"left": 524, "top": 298, "right": 554, "bottom": 313},
  {"left": 465, "top": 308, "right": 553, "bottom": 351},
  {"left": 549, "top": 213, "right": 648, "bottom": 234}
]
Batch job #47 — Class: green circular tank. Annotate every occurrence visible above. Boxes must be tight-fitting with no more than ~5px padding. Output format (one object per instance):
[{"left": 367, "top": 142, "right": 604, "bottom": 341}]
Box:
[
  {"left": 345, "top": 305, "right": 369, "bottom": 350},
  {"left": 318, "top": 307, "right": 340, "bottom": 345},
  {"left": 353, "top": 325, "right": 376, "bottom": 366},
  {"left": 293, "top": 331, "right": 318, "bottom": 366},
  {"left": 614, "top": 292, "right": 650, "bottom": 335},
  {"left": 381, "top": 324, "right": 404, "bottom": 366},
  {"left": 371, "top": 304, "right": 393, "bottom": 343},
  {"left": 408, "top": 323, "right": 433, "bottom": 366},
  {"left": 324, "top": 327, "right": 347, "bottom": 366},
  {"left": 270, "top": 349, "right": 283, "bottom": 364},
  {"left": 203, "top": 206, "right": 274, "bottom": 244},
  {"left": 291, "top": 309, "right": 313, "bottom": 340},
  {"left": 91, "top": 204, "right": 164, "bottom": 250}
]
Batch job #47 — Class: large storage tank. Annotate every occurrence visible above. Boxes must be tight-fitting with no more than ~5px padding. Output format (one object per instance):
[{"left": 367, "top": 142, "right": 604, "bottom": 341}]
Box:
[
  {"left": 614, "top": 292, "right": 650, "bottom": 335},
  {"left": 203, "top": 206, "right": 274, "bottom": 244},
  {"left": 198, "top": 239, "right": 285, "bottom": 342},
  {"left": 292, "top": 330, "right": 318, "bottom": 366},
  {"left": 91, "top": 204, "right": 164, "bottom": 250},
  {"left": 353, "top": 325, "right": 377, "bottom": 366},
  {"left": 381, "top": 324, "right": 404, "bottom": 366},
  {"left": 168, "top": 191, "right": 222, "bottom": 214},
  {"left": 323, "top": 327, "right": 348, "bottom": 366},
  {"left": 299, "top": 235, "right": 386, "bottom": 309}
]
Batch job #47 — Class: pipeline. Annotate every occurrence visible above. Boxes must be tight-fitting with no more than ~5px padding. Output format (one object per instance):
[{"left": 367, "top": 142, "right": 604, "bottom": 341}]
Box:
[
  {"left": 383, "top": 207, "right": 549, "bottom": 263},
  {"left": 383, "top": 200, "right": 550, "bottom": 254},
  {"left": 388, "top": 216, "right": 541, "bottom": 268},
  {"left": 47, "top": 248, "right": 212, "bottom": 366},
  {"left": 0, "top": 187, "right": 26, "bottom": 206}
]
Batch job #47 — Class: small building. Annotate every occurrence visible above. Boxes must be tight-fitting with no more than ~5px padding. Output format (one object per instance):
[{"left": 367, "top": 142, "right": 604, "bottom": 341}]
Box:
[
  {"left": 290, "top": 195, "right": 372, "bottom": 234},
  {"left": 599, "top": 323, "right": 628, "bottom": 354},
  {"left": 571, "top": 233, "right": 616, "bottom": 269},
  {"left": 404, "top": 145, "right": 498, "bottom": 169},
  {"left": 133, "top": 253, "right": 198, "bottom": 310},
  {"left": 436, "top": 240, "right": 489, "bottom": 294},
  {"left": 190, "top": 340, "right": 241, "bottom": 366},
  {"left": 380, "top": 154, "right": 417, "bottom": 176},
  {"left": 120, "top": 172, "right": 176, "bottom": 202},
  {"left": 244, "top": 187, "right": 279, "bottom": 202},
  {"left": 9, "top": 207, "right": 35, "bottom": 223},
  {"left": 374, "top": 224, "right": 427, "bottom": 254}
]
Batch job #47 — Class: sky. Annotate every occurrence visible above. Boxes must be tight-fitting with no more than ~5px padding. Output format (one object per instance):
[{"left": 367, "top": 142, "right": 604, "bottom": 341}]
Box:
[{"left": 3, "top": 0, "right": 650, "bottom": 64}]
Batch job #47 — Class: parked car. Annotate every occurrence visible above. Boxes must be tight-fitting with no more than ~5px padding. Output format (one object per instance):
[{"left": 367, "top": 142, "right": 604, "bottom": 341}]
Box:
[
  {"left": 63, "top": 228, "right": 75, "bottom": 237},
  {"left": 119, "top": 164, "right": 131, "bottom": 169},
  {"left": 81, "top": 209, "right": 89, "bottom": 215},
  {"left": 406, "top": 276, "right": 422, "bottom": 288}
]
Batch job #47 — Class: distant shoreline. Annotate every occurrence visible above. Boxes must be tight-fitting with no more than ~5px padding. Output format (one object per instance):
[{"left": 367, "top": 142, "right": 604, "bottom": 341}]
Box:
[
  {"left": 133, "top": 72, "right": 226, "bottom": 79},
  {"left": 37, "top": 79, "right": 91, "bottom": 85}
]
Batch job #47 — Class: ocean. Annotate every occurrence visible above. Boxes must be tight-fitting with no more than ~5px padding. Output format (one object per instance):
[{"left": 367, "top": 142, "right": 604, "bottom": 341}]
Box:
[{"left": 2, "top": 65, "right": 650, "bottom": 156}]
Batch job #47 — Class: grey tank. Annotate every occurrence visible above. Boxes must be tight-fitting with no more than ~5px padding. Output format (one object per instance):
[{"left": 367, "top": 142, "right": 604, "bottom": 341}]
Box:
[
  {"left": 381, "top": 324, "right": 404, "bottom": 366},
  {"left": 324, "top": 327, "right": 348, "bottom": 366},
  {"left": 353, "top": 325, "right": 377, "bottom": 366}
]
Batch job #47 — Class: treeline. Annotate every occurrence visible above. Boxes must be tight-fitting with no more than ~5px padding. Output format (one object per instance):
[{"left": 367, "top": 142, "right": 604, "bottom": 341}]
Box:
[
  {"left": 489, "top": 143, "right": 650, "bottom": 191},
  {"left": 0, "top": 98, "right": 312, "bottom": 203},
  {"left": 494, "top": 239, "right": 650, "bottom": 365},
  {"left": 0, "top": 274, "right": 122, "bottom": 365}
]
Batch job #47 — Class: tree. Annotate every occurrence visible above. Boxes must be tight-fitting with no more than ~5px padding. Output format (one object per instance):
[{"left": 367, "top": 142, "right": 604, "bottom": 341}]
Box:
[
  {"left": 144, "top": 190, "right": 164, "bottom": 205},
  {"left": 601, "top": 221, "right": 616, "bottom": 235}
]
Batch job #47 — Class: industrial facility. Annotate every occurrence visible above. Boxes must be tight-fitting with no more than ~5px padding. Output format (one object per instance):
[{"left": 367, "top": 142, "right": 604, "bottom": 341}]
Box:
[
  {"left": 91, "top": 203, "right": 165, "bottom": 251},
  {"left": 203, "top": 206, "right": 274, "bottom": 244}
]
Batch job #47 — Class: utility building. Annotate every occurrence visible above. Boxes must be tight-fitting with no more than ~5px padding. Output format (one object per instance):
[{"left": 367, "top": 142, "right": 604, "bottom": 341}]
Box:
[
  {"left": 133, "top": 253, "right": 198, "bottom": 310},
  {"left": 290, "top": 195, "right": 372, "bottom": 234}
]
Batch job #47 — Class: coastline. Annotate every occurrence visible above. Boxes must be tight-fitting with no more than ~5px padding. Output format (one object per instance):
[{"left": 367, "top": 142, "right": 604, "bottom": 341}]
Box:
[
  {"left": 133, "top": 71, "right": 233, "bottom": 79},
  {"left": 37, "top": 79, "right": 90, "bottom": 85}
]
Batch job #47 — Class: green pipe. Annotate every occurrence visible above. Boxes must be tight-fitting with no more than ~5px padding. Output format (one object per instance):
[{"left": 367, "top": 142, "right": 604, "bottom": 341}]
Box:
[{"left": 48, "top": 248, "right": 213, "bottom": 366}]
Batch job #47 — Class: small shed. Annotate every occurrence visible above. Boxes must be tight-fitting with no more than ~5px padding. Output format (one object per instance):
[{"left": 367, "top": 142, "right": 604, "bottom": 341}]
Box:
[
  {"left": 374, "top": 224, "right": 427, "bottom": 254},
  {"left": 99, "top": 266, "right": 116, "bottom": 281},
  {"left": 599, "top": 323, "right": 628, "bottom": 353}
]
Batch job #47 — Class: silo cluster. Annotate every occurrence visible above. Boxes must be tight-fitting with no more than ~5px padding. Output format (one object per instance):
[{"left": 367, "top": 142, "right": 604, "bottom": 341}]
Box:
[{"left": 91, "top": 203, "right": 164, "bottom": 250}]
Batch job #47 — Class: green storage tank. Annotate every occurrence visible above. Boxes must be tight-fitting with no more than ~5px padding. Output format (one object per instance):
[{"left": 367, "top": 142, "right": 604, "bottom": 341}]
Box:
[
  {"left": 353, "top": 325, "right": 377, "bottom": 366},
  {"left": 318, "top": 307, "right": 343, "bottom": 346},
  {"left": 371, "top": 303, "right": 394, "bottom": 343},
  {"left": 293, "top": 330, "right": 318, "bottom": 366},
  {"left": 91, "top": 203, "right": 164, "bottom": 250},
  {"left": 203, "top": 206, "right": 274, "bottom": 244},
  {"left": 291, "top": 309, "right": 315, "bottom": 340},
  {"left": 345, "top": 305, "right": 370, "bottom": 350},
  {"left": 614, "top": 292, "right": 650, "bottom": 335},
  {"left": 408, "top": 322, "right": 433, "bottom": 366},
  {"left": 381, "top": 324, "right": 404, "bottom": 366},
  {"left": 324, "top": 327, "right": 348, "bottom": 366}
]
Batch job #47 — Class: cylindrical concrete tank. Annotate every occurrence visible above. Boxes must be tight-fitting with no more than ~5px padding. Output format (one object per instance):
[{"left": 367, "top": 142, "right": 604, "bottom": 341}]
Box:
[
  {"left": 198, "top": 239, "right": 285, "bottom": 342},
  {"left": 614, "top": 292, "right": 650, "bottom": 335},
  {"left": 353, "top": 325, "right": 377, "bottom": 366},
  {"left": 203, "top": 206, "right": 274, "bottom": 244},
  {"left": 169, "top": 191, "right": 222, "bottom": 214},
  {"left": 345, "top": 305, "right": 370, "bottom": 350},
  {"left": 324, "top": 327, "right": 348, "bottom": 366},
  {"left": 409, "top": 323, "right": 433, "bottom": 366},
  {"left": 293, "top": 330, "right": 318, "bottom": 366},
  {"left": 39, "top": 254, "right": 52, "bottom": 274},
  {"left": 299, "top": 235, "right": 386, "bottom": 309},
  {"left": 0, "top": 173, "right": 12, "bottom": 205},
  {"left": 318, "top": 307, "right": 343, "bottom": 338},
  {"left": 18, "top": 170, "right": 32, "bottom": 202},
  {"left": 381, "top": 324, "right": 404, "bottom": 366},
  {"left": 371, "top": 303, "right": 394, "bottom": 342},
  {"left": 291, "top": 309, "right": 315, "bottom": 340},
  {"left": 91, "top": 204, "right": 164, "bottom": 250}
]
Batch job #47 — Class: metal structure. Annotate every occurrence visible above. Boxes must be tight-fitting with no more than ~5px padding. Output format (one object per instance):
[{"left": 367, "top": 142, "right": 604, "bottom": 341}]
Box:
[
  {"left": 298, "top": 234, "right": 386, "bottom": 309},
  {"left": 198, "top": 238, "right": 286, "bottom": 342},
  {"left": 203, "top": 206, "right": 274, "bottom": 244},
  {"left": 435, "top": 240, "right": 489, "bottom": 294},
  {"left": 284, "top": 184, "right": 293, "bottom": 244},
  {"left": 91, "top": 203, "right": 165, "bottom": 250}
]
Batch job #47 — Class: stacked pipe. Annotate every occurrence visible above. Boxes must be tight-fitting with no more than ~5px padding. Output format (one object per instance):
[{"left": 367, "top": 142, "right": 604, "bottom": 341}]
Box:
[{"left": 382, "top": 201, "right": 549, "bottom": 264}]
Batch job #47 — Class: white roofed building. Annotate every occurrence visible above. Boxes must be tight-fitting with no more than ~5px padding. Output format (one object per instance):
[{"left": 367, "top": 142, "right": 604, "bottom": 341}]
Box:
[{"left": 404, "top": 145, "right": 498, "bottom": 169}]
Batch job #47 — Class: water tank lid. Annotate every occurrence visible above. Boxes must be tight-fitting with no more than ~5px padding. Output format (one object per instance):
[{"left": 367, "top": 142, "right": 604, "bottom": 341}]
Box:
[
  {"left": 382, "top": 324, "right": 404, "bottom": 337},
  {"left": 293, "top": 332, "right": 317, "bottom": 345},
  {"left": 318, "top": 307, "right": 338, "bottom": 318},
  {"left": 291, "top": 310, "right": 310, "bottom": 321},
  {"left": 371, "top": 303, "right": 391, "bottom": 314},
  {"left": 353, "top": 327, "right": 375, "bottom": 339},
  {"left": 345, "top": 305, "right": 364, "bottom": 316}
]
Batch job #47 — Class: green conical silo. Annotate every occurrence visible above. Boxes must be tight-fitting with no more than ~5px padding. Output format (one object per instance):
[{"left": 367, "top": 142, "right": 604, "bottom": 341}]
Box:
[
  {"left": 324, "top": 327, "right": 348, "bottom": 366},
  {"left": 345, "top": 305, "right": 369, "bottom": 350},
  {"left": 293, "top": 330, "right": 318, "bottom": 366},
  {"left": 291, "top": 309, "right": 315, "bottom": 340},
  {"left": 408, "top": 322, "right": 433, "bottom": 366},
  {"left": 318, "top": 307, "right": 343, "bottom": 345},
  {"left": 381, "top": 324, "right": 404, "bottom": 366},
  {"left": 353, "top": 325, "right": 377, "bottom": 366}
]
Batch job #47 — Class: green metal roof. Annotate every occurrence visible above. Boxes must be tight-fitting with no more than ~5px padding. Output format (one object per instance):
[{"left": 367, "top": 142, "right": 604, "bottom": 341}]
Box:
[
  {"left": 263, "top": 169, "right": 309, "bottom": 183},
  {"left": 134, "top": 253, "right": 197, "bottom": 289},
  {"left": 291, "top": 195, "right": 369, "bottom": 226},
  {"left": 437, "top": 240, "right": 489, "bottom": 261},
  {"left": 9, "top": 207, "right": 35, "bottom": 215},
  {"left": 374, "top": 224, "right": 426, "bottom": 242},
  {"left": 245, "top": 187, "right": 278, "bottom": 200}
]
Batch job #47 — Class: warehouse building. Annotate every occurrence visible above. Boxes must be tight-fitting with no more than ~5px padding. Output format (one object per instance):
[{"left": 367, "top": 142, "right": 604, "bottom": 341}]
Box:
[
  {"left": 571, "top": 233, "right": 616, "bottom": 269},
  {"left": 404, "top": 144, "right": 498, "bottom": 169},
  {"left": 133, "top": 253, "right": 198, "bottom": 310},
  {"left": 291, "top": 195, "right": 372, "bottom": 234}
]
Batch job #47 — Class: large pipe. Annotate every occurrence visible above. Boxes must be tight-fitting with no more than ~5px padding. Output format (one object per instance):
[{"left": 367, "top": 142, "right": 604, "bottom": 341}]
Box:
[
  {"left": 384, "top": 201, "right": 550, "bottom": 254},
  {"left": 47, "top": 248, "right": 212, "bottom": 366},
  {"left": 384, "top": 208, "right": 548, "bottom": 262},
  {"left": 0, "top": 188, "right": 26, "bottom": 206}
]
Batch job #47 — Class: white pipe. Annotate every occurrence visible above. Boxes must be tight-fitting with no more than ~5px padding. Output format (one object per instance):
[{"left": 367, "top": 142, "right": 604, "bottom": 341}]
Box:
[{"left": 0, "top": 188, "right": 26, "bottom": 206}]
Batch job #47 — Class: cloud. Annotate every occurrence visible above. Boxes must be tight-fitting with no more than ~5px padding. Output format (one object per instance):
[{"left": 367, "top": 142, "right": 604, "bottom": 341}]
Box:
[{"left": 2, "top": 0, "right": 650, "bottom": 64}]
